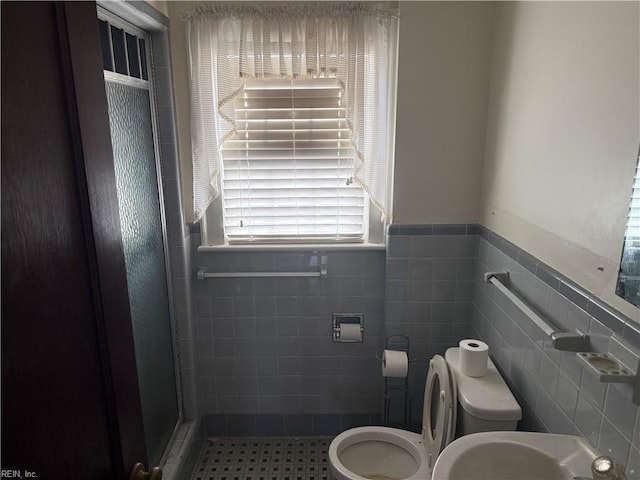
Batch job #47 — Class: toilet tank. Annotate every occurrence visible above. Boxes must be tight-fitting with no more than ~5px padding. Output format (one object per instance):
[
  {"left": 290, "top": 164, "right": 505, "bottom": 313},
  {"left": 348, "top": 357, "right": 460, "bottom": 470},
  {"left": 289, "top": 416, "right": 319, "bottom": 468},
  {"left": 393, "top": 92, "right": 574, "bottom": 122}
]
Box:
[{"left": 445, "top": 348, "right": 522, "bottom": 436}]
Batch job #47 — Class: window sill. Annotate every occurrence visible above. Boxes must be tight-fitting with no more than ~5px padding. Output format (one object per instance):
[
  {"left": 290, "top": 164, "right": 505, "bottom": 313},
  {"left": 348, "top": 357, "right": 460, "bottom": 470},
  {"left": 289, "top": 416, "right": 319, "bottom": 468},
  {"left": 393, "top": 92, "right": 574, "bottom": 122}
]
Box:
[{"left": 197, "top": 242, "right": 386, "bottom": 253}]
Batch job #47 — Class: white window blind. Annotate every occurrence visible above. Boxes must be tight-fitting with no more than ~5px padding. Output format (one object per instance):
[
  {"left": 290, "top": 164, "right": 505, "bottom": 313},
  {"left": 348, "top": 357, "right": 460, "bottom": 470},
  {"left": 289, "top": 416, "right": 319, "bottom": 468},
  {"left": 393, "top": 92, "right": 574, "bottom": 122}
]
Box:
[
  {"left": 220, "top": 78, "right": 365, "bottom": 244},
  {"left": 626, "top": 160, "right": 640, "bottom": 240}
]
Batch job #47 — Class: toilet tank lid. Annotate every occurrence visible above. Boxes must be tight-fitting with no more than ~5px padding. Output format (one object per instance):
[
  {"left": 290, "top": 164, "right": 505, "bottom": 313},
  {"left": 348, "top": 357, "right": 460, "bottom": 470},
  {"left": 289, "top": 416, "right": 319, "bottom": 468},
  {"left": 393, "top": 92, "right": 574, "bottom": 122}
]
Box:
[{"left": 445, "top": 348, "right": 522, "bottom": 422}]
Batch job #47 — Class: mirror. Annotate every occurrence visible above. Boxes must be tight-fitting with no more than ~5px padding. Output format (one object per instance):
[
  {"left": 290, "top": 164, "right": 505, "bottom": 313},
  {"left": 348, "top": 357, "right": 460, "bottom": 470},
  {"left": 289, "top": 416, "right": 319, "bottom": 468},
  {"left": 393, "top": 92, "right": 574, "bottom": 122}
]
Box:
[{"left": 616, "top": 145, "right": 640, "bottom": 307}]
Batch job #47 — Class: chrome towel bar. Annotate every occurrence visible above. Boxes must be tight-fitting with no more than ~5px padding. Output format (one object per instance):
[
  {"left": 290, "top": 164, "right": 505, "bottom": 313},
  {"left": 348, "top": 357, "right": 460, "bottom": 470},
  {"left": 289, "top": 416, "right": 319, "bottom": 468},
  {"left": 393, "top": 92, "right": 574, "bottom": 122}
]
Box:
[
  {"left": 484, "top": 271, "right": 588, "bottom": 352},
  {"left": 197, "top": 267, "right": 327, "bottom": 280}
]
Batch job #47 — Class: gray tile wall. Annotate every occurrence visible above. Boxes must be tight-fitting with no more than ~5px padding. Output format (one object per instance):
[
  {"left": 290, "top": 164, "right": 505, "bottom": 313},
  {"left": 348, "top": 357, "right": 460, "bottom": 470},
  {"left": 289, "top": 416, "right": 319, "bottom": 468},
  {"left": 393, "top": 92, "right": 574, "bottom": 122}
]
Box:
[
  {"left": 385, "top": 225, "right": 477, "bottom": 427},
  {"left": 184, "top": 222, "right": 640, "bottom": 480},
  {"left": 473, "top": 228, "right": 640, "bottom": 478},
  {"left": 190, "top": 237, "right": 386, "bottom": 434},
  {"left": 151, "top": 25, "right": 199, "bottom": 422}
]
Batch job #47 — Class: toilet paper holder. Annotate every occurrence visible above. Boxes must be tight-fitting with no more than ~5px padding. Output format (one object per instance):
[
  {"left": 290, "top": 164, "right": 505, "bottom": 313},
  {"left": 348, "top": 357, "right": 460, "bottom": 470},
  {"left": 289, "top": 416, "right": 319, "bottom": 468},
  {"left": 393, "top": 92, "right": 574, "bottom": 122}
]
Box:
[
  {"left": 332, "top": 313, "right": 364, "bottom": 342},
  {"left": 378, "top": 335, "right": 416, "bottom": 429}
]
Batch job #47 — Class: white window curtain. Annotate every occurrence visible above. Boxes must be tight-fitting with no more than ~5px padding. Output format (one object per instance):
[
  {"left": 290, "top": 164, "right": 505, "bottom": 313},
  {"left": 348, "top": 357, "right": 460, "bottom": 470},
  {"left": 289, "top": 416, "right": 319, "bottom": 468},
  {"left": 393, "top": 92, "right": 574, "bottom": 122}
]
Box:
[{"left": 185, "top": 3, "right": 399, "bottom": 224}]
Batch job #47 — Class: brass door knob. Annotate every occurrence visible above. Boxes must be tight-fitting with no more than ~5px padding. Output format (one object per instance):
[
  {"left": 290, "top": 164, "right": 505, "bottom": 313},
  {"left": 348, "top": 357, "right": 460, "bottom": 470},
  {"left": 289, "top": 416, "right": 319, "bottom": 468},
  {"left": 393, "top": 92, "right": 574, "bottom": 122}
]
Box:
[{"left": 129, "top": 462, "right": 162, "bottom": 480}]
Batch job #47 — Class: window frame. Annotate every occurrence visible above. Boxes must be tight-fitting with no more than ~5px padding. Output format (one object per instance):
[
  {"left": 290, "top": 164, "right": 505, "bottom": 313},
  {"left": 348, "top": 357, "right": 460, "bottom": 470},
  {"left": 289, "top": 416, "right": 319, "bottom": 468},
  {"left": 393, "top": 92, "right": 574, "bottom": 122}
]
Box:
[
  {"left": 200, "top": 196, "right": 386, "bottom": 251},
  {"left": 196, "top": 10, "right": 400, "bottom": 249},
  {"left": 200, "top": 92, "right": 396, "bottom": 250}
]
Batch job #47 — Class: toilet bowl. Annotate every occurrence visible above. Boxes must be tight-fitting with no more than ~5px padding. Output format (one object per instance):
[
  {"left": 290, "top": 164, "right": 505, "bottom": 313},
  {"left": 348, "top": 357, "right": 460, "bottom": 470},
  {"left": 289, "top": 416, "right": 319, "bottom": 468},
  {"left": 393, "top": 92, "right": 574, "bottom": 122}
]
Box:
[
  {"left": 329, "top": 427, "right": 429, "bottom": 480},
  {"left": 328, "top": 347, "right": 522, "bottom": 480}
]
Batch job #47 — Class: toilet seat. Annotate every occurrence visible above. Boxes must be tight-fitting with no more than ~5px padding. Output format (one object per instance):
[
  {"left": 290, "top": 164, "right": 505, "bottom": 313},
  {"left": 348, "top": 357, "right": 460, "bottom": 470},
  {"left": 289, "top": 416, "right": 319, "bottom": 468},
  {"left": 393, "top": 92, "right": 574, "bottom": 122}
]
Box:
[
  {"left": 329, "top": 353, "right": 459, "bottom": 480},
  {"left": 423, "top": 355, "right": 457, "bottom": 467}
]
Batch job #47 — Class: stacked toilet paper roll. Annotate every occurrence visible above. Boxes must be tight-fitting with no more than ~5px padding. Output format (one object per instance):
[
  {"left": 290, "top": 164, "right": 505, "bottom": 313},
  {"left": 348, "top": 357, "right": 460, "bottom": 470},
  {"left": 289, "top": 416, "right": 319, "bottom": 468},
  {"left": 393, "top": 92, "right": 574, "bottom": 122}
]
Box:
[
  {"left": 458, "top": 339, "right": 489, "bottom": 377},
  {"left": 381, "top": 350, "right": 408, "bottom": 378}
]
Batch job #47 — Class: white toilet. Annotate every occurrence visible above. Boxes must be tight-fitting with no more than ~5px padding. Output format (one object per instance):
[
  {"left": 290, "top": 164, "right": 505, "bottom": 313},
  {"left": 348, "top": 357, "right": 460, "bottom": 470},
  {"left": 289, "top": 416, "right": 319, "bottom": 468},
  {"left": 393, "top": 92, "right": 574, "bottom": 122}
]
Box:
[{"left": 328, "top": 347, "right": 522, "bottom": 480}]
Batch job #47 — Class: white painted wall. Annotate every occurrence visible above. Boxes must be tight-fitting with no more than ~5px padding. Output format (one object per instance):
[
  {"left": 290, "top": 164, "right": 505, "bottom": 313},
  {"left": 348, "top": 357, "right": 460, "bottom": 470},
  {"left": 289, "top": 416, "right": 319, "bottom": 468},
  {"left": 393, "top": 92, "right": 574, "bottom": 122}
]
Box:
[
  {"left": 393, "top": 1, "right": 495, "bottom": 224},
  {"left": 481, "top": 1, "right": 640, "bottom": 319},
  {"left": 145, "top": 0, "right": 168, "bottom": 17},
  {"left": 166, "top": 1, "right": 196, "bottom": 224}
]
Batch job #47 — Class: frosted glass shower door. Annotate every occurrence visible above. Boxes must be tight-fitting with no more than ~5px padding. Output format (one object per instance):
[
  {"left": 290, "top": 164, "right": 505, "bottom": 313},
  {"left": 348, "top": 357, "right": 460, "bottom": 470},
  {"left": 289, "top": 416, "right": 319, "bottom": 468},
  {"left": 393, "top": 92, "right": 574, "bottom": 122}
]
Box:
[{"left": 105, "top": 79, "right": 179, "bottom": 467}]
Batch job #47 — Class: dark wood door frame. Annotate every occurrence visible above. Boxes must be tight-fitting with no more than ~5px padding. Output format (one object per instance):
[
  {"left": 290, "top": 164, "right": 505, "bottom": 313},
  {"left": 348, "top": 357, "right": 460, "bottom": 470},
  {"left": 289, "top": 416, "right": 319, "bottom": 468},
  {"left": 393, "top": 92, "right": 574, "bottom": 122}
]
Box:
[
  {"left": 57, "top": 3, "right": 147, "bottom": 472},
  {"left": 2, "top": 2, "right": 146, "bottom": 477}
]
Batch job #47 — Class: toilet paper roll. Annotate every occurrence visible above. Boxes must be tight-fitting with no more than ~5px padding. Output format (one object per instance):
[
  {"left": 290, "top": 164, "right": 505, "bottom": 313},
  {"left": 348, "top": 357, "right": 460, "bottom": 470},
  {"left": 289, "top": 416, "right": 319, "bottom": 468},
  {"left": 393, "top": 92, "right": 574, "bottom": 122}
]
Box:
[
  {"left": 381, "top": 350, "right": 409, "bottom": 378},
  {"left": 340, "top": 323, "right": 362, "bottom": 342},
  {"left": 459, "top": 339, "right": 489, "bottom": 377}
]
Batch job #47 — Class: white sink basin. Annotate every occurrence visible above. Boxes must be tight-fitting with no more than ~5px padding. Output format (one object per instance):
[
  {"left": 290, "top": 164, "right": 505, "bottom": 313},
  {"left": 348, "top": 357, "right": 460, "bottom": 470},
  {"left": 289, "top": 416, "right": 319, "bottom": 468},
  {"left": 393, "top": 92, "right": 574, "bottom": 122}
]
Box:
[{"left": 432, "top": 431, "right": 601, "bottom": 480}]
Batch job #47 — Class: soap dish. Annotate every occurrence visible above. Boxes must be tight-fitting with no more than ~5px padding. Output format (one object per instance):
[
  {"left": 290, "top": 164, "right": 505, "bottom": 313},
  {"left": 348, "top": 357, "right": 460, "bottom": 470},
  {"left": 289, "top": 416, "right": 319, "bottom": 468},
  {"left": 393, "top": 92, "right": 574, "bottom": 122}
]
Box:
[
  {"left": 577, "top": 352, "right": 634, "bottom": 381},
  {"left": 577, "top": 352, "right": 639, "bottom": 405}
]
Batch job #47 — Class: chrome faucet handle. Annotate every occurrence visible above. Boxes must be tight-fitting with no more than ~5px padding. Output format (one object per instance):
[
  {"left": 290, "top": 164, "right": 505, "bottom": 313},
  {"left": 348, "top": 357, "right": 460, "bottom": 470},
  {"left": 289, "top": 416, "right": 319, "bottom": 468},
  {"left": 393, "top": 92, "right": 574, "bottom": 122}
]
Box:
[{"left": 591, "top": 456, "right": 627, "bottom": 480}]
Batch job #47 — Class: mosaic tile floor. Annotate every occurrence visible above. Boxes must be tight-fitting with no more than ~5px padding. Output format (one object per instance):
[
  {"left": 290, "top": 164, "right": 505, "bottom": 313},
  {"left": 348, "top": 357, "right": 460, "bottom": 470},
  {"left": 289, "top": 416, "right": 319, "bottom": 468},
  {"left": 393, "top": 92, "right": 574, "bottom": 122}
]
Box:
[{"left": 191, "top": 437, "right": 333, "bottom": 480}]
